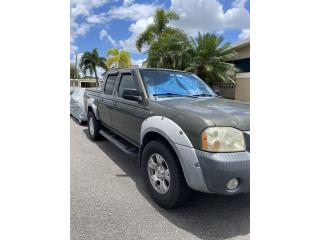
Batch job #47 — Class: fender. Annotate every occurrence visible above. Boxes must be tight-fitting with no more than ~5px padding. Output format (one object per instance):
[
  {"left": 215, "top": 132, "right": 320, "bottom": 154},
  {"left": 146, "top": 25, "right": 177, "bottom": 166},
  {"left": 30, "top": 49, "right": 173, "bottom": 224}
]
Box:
[
  {"left": 86, "top": 98, "right": 100, "bottom": 120},
  {"left": 140, "top": 116, "right": 209, "bottom": 193}
]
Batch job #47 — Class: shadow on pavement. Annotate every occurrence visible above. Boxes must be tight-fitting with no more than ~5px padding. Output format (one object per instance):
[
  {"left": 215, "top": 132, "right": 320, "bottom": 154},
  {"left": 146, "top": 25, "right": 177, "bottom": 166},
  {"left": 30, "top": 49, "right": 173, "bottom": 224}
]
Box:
[
  {"left": 70, "top": 115, "right": 87, "bottom": 125},
  {"left": 82, "top": 128, "right": 250, "bottom": 240}
]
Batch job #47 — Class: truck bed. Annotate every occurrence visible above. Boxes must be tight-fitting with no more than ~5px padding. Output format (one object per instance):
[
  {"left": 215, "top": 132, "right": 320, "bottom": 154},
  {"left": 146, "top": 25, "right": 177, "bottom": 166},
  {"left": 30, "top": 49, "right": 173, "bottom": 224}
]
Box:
[{"left": 85, "top": 87, "right": 100, "bottom": 94}]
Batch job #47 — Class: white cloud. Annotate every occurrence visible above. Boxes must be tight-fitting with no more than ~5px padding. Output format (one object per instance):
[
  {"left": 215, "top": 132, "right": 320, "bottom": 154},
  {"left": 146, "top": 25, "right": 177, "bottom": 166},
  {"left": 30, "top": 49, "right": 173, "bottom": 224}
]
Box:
[
  {"left": 216, "top": 30, "right": 224, "bottom": 35},
  {"left": 238, "top": 28, "right": 250, "bottom": 40},
  {"left": 170, "top": 0, "right": 249, "bottom": 36},
  {"left": 115, "top": 0, "right": 249, "bottom": 53},
  {"left": 70, "top": 21, "right": 90, "bottom": 51},
  {"left": 170, "top": 0, "right": 224, "bottom": 36},
  {"left": 118, "top": 17, "right": 154, "bottom": 53},
  {"left": 100, "top": 29, "right": 118, "bottom": 47},
  {"left": 70, "top": 0, "right": 110, "bottom": 10},
  {"left": 70, "top": 0, "right": 110, "bottom": 20},
  {"left": 100, "top": 1, "right": 161, "bottom": 52},
  {"left": 70, "top": 44, "right": 78, "bottom": 53},
  {"left": 71, "top": 0, "right": 160, "bottom": 56},
  {"left": 131, "top": 58, "right": 146, "bottom": 67},
  {"left": 232, "top": 0, "right": 248, "bottom": 8},
  {"left": 96, "top": 66, "right": 107, "bottom": 78},
  {"left": 223, "top": 7, "right": 250, "bottom": 29},
  {"left": 123, "top": 0, "right": 135, "bottom": 6},
  {"left": 99, "top": 29, "right": 107, "bottom": 40},
  {"left": 86, "top": 14, "right": 106, "bottom": 24},
  {"left": 107, "top": 2, "right": 161, "bottom": 21},
  {"left": 71, "top": 0, "right": 250, "bottom": 64},
  {"left": 76, "top": 23, "right": 90, "bottom": 36},
  {"left": 71, "top": 4, "right": 90, "bottom": 18},
  {"left": 70, "top": 0, "right": 111, "bottom": 54}
]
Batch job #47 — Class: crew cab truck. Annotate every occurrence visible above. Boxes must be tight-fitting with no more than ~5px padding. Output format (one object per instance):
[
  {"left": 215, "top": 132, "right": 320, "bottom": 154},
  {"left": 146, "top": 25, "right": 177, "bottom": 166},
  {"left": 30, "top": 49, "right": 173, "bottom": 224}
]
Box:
[{"left": 84, "top": 68, "right": 250, "bottom": 208}]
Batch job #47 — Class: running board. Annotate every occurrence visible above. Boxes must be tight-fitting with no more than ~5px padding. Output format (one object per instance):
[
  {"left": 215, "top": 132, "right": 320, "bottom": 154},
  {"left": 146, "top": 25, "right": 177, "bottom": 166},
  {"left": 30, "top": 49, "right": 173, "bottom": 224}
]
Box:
[{"left": 99, "top": 129, "right": 138, "bottom": 157}]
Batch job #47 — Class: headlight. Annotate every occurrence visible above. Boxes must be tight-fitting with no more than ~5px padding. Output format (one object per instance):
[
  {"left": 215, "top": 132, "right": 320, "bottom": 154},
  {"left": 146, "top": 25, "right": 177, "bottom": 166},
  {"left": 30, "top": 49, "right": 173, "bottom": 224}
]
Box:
[{"left": 201, "top": 127, "right": 245, "bottom": 152}]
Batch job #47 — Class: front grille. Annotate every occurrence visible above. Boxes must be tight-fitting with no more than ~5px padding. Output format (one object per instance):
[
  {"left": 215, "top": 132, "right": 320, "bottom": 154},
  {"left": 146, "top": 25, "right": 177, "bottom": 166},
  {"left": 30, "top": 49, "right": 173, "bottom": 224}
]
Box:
[{"left": 244, "top": 131, "right": 250, "bottom": 152}]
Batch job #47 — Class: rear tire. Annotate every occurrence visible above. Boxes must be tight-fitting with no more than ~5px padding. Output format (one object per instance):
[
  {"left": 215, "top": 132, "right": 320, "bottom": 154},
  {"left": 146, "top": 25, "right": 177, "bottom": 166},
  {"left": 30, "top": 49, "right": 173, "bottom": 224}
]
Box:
[
  {"left": 87, "top": 111, "right": 101, "bottom": 141},
  {"left": 142, "top": 139, "right": 192, "bottom": 208}
]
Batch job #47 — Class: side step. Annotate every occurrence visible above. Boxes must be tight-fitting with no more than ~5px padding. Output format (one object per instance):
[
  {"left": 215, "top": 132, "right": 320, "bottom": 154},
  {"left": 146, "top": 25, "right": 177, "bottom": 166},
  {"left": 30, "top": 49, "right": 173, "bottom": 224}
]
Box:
[{"left": 99, "top": 129, "right": 138, "bottom": 157}]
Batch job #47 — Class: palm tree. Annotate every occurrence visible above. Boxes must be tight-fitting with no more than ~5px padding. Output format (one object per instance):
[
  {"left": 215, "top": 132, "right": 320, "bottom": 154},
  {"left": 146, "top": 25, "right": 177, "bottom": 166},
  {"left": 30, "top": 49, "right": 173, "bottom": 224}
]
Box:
[
  {"left": 106, "top": 48, "right": 132, "bottom": 68},
  {"left": 136, "top": 8, "right": 182, "bottom": 52},
  {"left": 147, "top": 32, "right": 191, "bottom": 70},
  {"left": 186, "top": 33, "right": 238, "bottom": 85},
  {"left": 79, "top": 48, "right": 108, "bottom": 86}
]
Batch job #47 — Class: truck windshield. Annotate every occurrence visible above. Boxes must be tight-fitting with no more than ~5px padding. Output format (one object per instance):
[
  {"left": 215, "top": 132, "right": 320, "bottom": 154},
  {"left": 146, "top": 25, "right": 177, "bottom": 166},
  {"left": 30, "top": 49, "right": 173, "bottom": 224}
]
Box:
[{"left": 139, "top": 69, "right": 216, "bottom": 98}]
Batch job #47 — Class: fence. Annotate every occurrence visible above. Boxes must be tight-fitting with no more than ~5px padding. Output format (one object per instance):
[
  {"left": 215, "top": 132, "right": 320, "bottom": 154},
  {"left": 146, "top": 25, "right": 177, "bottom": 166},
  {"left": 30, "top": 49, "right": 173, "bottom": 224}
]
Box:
[
  {"left": 212, "top": 72, "right": 250, "bottom": 102},
  {"left": 212, "top": 81, "right": 236, "bottom": 99}
]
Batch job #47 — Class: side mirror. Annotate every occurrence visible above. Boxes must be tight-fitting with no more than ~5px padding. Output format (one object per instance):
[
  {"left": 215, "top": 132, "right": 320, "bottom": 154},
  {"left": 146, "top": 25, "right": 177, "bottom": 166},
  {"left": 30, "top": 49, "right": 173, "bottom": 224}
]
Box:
[{"left": 122, "top": 89, "right": 142, "bottom": 103}]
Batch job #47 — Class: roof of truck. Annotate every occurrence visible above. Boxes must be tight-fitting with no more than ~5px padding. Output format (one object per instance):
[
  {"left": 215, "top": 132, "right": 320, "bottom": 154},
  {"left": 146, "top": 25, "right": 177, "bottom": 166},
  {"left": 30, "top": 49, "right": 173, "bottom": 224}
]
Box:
[{"left": 102, "top": 67, "right": 191, "bottom": 76}]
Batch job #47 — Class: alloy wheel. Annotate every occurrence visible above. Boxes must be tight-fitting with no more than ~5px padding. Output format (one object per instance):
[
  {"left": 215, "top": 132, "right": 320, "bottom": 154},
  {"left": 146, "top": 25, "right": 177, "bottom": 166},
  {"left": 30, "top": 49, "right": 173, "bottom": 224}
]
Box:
[{"left": 147, "top": 153, "right": 171, "bottom": 194}]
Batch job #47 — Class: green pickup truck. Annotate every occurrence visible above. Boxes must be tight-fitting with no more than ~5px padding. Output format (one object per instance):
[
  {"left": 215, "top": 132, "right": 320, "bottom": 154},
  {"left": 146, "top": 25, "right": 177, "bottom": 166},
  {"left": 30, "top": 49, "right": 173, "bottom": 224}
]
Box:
[{"left": 84, "top": 68, "right": 250, "bottom": 208}]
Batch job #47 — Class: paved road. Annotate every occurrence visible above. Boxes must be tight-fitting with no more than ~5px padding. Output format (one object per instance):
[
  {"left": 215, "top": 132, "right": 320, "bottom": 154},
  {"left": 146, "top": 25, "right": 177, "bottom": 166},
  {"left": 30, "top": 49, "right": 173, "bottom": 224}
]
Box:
[{"left": 71, "top": 118, "right": 250, "bottom": 240}]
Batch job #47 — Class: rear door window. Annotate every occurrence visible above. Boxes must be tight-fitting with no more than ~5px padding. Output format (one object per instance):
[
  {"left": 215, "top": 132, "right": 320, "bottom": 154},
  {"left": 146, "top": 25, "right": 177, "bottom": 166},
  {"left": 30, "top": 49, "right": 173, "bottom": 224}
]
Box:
[
  {"left": 104, "top": 74, "right": 118, "bottom": 95},
  {"left": 118, "top": 73, "right": 138, "bottom": 98}
]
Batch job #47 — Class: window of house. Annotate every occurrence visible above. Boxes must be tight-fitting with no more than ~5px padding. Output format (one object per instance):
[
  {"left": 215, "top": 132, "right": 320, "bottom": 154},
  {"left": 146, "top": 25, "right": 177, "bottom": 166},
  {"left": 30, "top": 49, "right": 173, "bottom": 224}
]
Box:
[{"left": 232, "top": 58, "right": 250, "bottom": 73}]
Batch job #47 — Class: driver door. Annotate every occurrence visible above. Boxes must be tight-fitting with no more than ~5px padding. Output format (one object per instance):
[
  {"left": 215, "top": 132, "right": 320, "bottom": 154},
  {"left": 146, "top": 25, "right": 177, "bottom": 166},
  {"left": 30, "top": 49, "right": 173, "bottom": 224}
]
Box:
[{"left": 111, "top": 71, "right": 149, "bottom": 145}]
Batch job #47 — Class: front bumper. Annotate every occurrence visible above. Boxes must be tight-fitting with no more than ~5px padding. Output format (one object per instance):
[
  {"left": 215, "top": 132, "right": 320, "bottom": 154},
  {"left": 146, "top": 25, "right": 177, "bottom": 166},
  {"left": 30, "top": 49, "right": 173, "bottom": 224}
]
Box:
[{"left": 195, "top": 150, "right": 250, "bottom": 194}]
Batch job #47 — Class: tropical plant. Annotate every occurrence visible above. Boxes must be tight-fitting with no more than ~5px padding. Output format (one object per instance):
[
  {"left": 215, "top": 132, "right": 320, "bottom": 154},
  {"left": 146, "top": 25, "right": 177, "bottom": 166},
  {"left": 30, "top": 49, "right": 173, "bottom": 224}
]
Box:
[
  {"left": 186, "top": 33, "right": 238, "bottom": 85},
  {"left": 81, "top": 76, "right": 95, "bottom": 79},
  {"left": 70, "top": 63, "right": 80, "bottom": 79},
  {"left": 147, "top": 32, "right": 192, "bottom": 70},
  {"left": 106, "top": 48, "right": 132, "bottom": 68},
  {"left": 136, "top": 8, "right": 182, "bottom": 52},
  {"left": 79, "top": 48, "right": 108, "bottom": 86}
]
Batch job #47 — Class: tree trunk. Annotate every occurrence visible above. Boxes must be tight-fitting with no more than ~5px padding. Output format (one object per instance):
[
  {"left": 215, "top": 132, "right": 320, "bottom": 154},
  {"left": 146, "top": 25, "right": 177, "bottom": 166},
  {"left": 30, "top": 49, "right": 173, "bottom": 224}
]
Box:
[{"left": 94, "top": 69, "right": 99, "bottom": 87}]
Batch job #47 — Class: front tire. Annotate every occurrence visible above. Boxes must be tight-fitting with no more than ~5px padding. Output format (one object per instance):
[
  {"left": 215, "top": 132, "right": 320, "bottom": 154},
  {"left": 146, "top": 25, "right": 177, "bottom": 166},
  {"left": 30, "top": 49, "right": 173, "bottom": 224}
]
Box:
[
  {"left": 87, "top": 111, "right": 101, "bottom": 140},
  {"left": 142, "top": 140, "right": 192, "bottom": 208}
]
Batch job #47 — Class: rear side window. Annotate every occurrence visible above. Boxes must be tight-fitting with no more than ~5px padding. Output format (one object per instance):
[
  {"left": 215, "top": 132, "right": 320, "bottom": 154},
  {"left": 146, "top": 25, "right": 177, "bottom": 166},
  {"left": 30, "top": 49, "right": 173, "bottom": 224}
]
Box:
[
  {"left": 118, "top": 73, "right": 138, "bottom": 98},
  {"left": 104, "top": 74, "right": 118, "bottom": 95}
]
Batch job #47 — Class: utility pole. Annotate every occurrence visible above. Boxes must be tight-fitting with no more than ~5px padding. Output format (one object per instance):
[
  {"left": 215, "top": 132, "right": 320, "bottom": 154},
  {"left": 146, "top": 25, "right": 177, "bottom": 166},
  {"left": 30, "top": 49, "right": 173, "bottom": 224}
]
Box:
[{"left": 73, "top": 52, "right": 78, "bottom": 88}]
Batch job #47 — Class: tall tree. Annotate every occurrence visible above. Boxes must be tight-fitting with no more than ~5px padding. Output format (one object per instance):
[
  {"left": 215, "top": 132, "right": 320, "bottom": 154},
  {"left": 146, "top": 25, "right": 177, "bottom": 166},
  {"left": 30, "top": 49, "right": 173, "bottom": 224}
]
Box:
[
  {"left": 79, "top": 48, "right": 108, "bottom": 86},
  {"left": 147, "top": 31, "right": 191, "bottom": 70},
  {"left": 136, "top": 8, "right": 182, "bottom": 52},
  {"left": 186, "top": 33, "right": 238, "bottom": 85},
  {"left": 106, "top": 48, "right": 132, "bottom": 68}
]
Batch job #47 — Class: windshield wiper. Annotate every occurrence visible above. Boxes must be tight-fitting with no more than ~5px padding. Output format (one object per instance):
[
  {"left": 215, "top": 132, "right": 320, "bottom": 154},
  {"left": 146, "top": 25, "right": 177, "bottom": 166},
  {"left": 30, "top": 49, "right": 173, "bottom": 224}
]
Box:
[
  {"left": 190, "top": 93, "right": 213, "bottom": 97},
  {"left": 153, "top": 93, "right": 188, "bottom": 97}
]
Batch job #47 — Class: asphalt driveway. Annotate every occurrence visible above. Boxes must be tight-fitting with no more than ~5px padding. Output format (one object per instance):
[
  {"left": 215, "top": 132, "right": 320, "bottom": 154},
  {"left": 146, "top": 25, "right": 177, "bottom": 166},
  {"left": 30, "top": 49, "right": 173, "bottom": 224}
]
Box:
[{"left": 70, "top": 118, "right": 250, "bottom": 240}]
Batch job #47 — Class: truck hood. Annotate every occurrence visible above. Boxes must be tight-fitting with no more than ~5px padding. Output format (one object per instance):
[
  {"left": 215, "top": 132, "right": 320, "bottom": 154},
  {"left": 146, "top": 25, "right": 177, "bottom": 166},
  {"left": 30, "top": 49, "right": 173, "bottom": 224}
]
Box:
[{"left": 158, "top": 97, "right": 250, "bottom": 130}]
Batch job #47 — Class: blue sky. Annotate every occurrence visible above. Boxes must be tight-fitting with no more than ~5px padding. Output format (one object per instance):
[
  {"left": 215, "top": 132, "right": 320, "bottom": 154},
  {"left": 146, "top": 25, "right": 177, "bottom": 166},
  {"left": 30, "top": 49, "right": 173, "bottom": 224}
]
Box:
[{"left": 71, "top": 0, "right": 250, "bottom": 75}]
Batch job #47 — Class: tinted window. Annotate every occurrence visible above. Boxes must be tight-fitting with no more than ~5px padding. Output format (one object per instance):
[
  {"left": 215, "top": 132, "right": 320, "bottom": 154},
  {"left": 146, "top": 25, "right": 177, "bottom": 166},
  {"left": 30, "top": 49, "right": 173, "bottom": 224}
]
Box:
[
  {"left": 118, "top": 73, "right": 138, "bottom": 98},
  {"left": 104, "top": 74, "right": 117, "bottom": 95}
]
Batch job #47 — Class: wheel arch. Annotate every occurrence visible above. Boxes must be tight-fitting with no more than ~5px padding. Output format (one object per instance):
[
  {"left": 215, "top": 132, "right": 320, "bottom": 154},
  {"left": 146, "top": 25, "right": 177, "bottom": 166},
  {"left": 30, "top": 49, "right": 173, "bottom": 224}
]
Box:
[
  {"left": 139, "top": 129, "right": 190, "bottom": 182},
  {"left": 86, "top": 98, "right": 100, "bottom": 120},
  {"left": 140, "top": 116, "right": 209, "bottom": 193},
  {"left": 140, "top": 117, "right": 194, "bottom": 188},
  {"left": 140, "top": 131, "right": 177, "bottom": 165}
]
